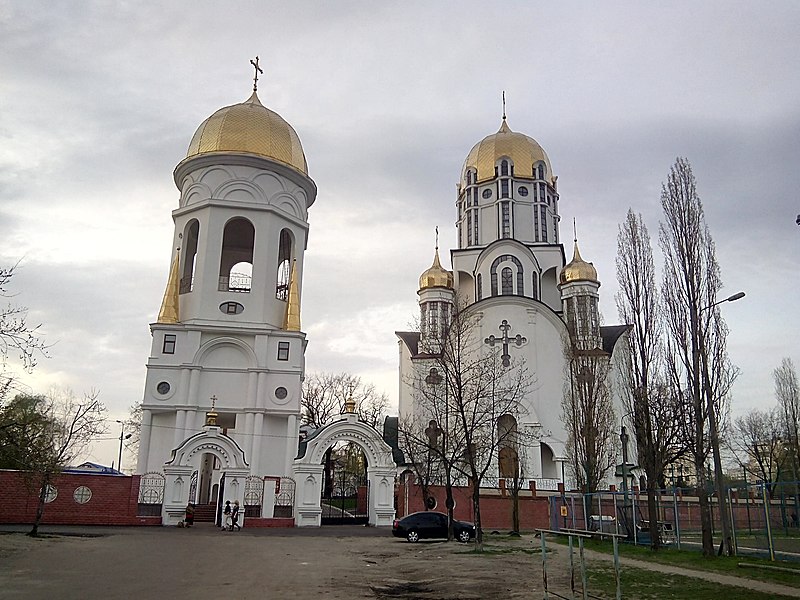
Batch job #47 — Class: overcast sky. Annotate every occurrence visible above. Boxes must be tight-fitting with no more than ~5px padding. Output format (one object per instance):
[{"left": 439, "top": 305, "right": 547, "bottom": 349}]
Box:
[{"left": 1, "top": 1, "right": 798, "bottom": 469}]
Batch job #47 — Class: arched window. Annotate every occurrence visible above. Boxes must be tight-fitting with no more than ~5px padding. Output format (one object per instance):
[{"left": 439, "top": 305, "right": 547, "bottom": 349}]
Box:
[
  {"left": 537, "top": 163, "right": 545, "bottom": 180},
  {"left": 501, "top": 267, "right": 513, "bottom": 295},
  {"left": 181, "top": 219, "right": 200, "bottom": 294},
  {"left": 276, "top": 229, "right": 293, "bottom": 301},
  {"left": 532, "top": 272, "right": 539, "bottom": 300},
  {"left": 218, "top": 218, "right": 254, "bottom": 292},
  {"left": 497, "top": 414, "right": 519, "bottom": 479},
  {"left": 490, "top": 255, "right": 524, "bottom": 296},
  {"left": 500, "top": 160, "right": 509, "bottom": 177},
  {"left": 476, "top": 273, "right": 483, "bottom": 301}
]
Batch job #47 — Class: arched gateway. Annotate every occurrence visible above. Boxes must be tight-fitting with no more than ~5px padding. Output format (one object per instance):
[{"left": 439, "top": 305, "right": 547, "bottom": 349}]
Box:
[
  {"left": 161, "top": 426, "right": 249, "bottom": 526},
  {"left": 292, "top": 413, "right": 396, "bottom": 527}
]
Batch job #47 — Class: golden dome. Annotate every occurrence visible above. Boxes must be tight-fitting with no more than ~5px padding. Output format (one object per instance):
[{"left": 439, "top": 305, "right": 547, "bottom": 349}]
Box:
[
  {"left": 462, "top": 119, "right": 553, "bottom": 183},
  {"left": 419, "top": 248, "right": 454, "bottom": 290},
  {"left": 186, "top": 91, "right": 308, "bottom": 174},
  {"left": 560, "top": 242, "right": 599, "bottom": 285}
]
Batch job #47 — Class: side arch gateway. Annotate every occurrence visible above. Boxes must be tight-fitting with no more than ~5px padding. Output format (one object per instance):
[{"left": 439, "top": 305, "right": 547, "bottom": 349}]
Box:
[
  {"left": 161, "top": 427, "right": 250, "bottom": 525},
  {"left": 292, "top": 413, "right": 396, "bottom": 527}
]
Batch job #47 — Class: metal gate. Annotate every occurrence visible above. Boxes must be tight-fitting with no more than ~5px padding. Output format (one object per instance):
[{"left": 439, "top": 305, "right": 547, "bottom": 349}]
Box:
[
  {"left": 244, "top": 475, "right": 264, "bottom": 518},
  {"left": 137, "top": 472, "right": 165, "bottom": 516},
  {"left": 321, "top": 471, "right": 369, "bottom": 525}
]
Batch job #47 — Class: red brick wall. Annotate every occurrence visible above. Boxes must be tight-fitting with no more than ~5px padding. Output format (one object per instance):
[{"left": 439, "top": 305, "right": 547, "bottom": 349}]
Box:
[
  {"left": 0, "top": 470, "right": 160, "bottom": 526},
  {"left": 396, "top": 482, "right": 552, "bottom": 530}
]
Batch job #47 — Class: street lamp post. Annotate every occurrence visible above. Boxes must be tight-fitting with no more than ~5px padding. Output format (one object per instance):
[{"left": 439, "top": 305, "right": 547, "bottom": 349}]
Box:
[
  {"left": 696, "top": 291, "right": 745, "bottom": 556},
  {"left": 115, "top": 420, "right": 132, "bottom": 474}
]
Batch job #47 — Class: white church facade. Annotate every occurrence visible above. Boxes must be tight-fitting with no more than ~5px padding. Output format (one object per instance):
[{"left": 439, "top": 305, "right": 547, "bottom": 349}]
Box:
[{"left": 396, "top": 116, "right": 629, "bottom": 491}]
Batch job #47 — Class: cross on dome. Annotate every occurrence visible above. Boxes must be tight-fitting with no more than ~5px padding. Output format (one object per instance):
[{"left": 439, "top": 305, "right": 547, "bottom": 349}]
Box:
[{"left": 250, "top": 56, "right": 264, "bottom": 92}]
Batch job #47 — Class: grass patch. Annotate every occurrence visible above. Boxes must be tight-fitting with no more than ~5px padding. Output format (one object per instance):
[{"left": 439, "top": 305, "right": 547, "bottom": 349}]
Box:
[
  {"left": 587, "top": 564, "right": 797, "bottom": 600},
  {"left": 552, "top": 536, "right": 800, "bottom": 587},
  {"left": 461, "top": 545, "right": 541, "bottom": 556}
]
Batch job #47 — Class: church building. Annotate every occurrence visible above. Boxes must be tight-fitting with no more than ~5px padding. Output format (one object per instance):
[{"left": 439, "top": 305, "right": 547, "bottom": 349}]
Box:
[
  {"left": 396, "top": 113, "right": 629, "bottom": 490},
  {"left": 135, "top": 65, "right": 397, "bottom": 528}
]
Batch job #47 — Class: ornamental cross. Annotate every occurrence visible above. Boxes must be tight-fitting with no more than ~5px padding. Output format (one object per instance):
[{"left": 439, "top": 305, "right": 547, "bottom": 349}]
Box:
[
  {"left": 250, "top": 56, "right": 264, "bottom": 92},
  {"left": 210, "top": 395, "right": 217, "bottom": 410},
  {"left": 425, "top": 420, "right": 442, "bottom": 448},
  {"left": 484, "top": 319, "right": 526, "bottom": 367}
]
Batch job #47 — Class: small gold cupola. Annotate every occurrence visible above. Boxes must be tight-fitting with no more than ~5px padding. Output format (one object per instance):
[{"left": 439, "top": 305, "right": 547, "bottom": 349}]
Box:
[
  {"left": 560, "top": 241, "right": 599, "bottom": 285},
  {"left": 418, "top": 247, "right": 454, "bottom": 291}
]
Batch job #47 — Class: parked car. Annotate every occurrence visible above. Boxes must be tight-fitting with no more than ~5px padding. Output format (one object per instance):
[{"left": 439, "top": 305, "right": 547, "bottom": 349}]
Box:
[{"left": 392, "top": 511, "right": 476, "bottom": 543}]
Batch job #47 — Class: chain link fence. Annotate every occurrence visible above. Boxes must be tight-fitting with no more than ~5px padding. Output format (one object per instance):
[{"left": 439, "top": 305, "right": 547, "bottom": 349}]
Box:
[{"left": 548, "top": 481, "right": 799, "bottom": 560}]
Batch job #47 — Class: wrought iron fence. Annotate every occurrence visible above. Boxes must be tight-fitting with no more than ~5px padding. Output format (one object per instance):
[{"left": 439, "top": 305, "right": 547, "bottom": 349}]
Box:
[{"left": 137, "top": 472, "right": 165, "bottom": 517}]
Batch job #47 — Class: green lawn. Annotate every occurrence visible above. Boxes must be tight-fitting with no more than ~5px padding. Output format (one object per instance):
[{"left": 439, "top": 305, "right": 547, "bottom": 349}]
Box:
[
  {"left": 588, "top": 565, "right": 797, "bottom": 600},
  {"left": 556, "top": 536, "right": 800, "bottom": 588}
]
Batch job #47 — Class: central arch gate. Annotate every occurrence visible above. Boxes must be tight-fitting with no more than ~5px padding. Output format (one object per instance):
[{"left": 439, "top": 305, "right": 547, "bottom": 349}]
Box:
[{"left": 292, "top": 413, "right": 396, "bottom": 527}]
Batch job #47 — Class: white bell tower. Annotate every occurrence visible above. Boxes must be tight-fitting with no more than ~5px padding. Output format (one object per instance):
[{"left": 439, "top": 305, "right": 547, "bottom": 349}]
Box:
[{"left": 137, "top": 65, "right": 316, "bottom": 489}]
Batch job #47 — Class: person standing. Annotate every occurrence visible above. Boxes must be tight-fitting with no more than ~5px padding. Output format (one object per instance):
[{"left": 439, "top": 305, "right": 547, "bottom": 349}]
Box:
[
  {"left": 223, "top": 500, "right": 232, "bottom": 531},
  {"left": 185, "top": 503, "right": 195, "bottom": 527},
  {"left": 231, "top": 500, "right": 241, "bottom": 531}
]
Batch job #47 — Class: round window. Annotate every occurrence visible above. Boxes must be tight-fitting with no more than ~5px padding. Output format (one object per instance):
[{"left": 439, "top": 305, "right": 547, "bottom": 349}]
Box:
[
  {"left": 482, "top": 189, "right": 492, "bottom": 199},
  {"left": 219, "top": 302, "right": 244, "bottom": 315},
  {"left": 73, "top": 486, "right": 92, "bottom": 504},
  {"left": 43, "top": 485, "right": 58, "bottom": 503},
  {"left": 275, "top": 387, "right": 288, "bottom": 400},
  {"left": 157, "top": 381, "right": 171, "bottom": 395},
  {"left": 518, "top": 187, "right": 529, "bottom": 196}
]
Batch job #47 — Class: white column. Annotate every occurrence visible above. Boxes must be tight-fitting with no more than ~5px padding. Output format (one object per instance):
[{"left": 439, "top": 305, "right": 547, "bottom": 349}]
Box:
[
  {"left": 173, "top": 410, "right": 187, "bottom": 448},
  {"left": 256, "top": 372, "right": 268, "bottom": 408},
  {"left": 178, "top": 368, "right": 191, "bottom": 405},
  {"left": 136, "top": 409, "right": 153, "bottom": 473},
  {"left": 187, "top": 367, "right": 200, "bottom": 407},
  {"left": 246, "top": 371, "right": 258, "bottom": 409},
  {"left": 285, "top": 414, "right": 297, "bottom": 475},
  {"left": 184, "top": 409, "right": 198, "bottom": 439},
  {"left": 531, "top": 440, "right": 543, "bottom": 479},
  {"left": 244, "top": 412, "right": 255, "bottom": 460},
  {"left": 251, "top": 413, "right": 264, "bottom": 476}
]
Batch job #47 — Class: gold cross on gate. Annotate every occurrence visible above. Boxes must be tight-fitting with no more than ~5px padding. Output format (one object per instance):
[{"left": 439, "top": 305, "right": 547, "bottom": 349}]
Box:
[
  {"left": 250, "top": 56, "right": 263, "bottom": 92},
  {"left": 210, "top": 395, "right": 217, "bottom": 410}
]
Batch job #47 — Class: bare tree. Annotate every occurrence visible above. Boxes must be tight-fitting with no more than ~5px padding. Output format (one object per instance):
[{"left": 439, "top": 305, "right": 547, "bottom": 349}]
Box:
[
  {"left": 0, "top": 265, "right": 48, "bottom": 404},
  {"left": 774, "top": 357, "right": 799, "bottom": 515},
  {"left": 400, "top": 306, "right": 533, "bottom": 548},
  {"left": 727, "top": 407, "right": 785, "bottom": 497},
  {"left": 0, "top": 388, "right": 106, "bottom": 536},
  {"left": 616, "top": 208, "right": 685, "bottom": 548},
  {"left": 562, "top": 344, "right": 617, "bottom": 495},
  {"left": 659, "top": 157, "right": 738, "bottom": 557},
  {"left": 301, "top": 372, "right": 388, "bottom": 430},
  {"left": 123, "top": 402, "right": 142, "bottom": 464}
]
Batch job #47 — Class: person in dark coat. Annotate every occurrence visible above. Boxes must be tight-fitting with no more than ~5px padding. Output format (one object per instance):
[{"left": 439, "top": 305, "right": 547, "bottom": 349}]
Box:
[
  {"left": 231, "top": 500, "right": 241, "bottom": 531},
  {"left": 223, "top": 500, "right": 232, "bottom": 531}
]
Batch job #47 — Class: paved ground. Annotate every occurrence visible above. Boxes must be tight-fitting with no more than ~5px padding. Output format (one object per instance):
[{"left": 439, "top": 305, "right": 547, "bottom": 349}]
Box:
[{"left": 1, "top": 524, "right": 798, "bottom": 599}]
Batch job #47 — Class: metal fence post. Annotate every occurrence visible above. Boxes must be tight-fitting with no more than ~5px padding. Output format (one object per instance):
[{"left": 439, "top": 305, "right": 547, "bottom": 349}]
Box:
[
  {"left": 673, "top": 487, "right": 681, "bottom": 550},
  {"left": 579, "top": 536, "right": 588, "bottom": 600},
  {"left": 762, "top": 483, "right": 775, "bottom": 562},
  {"left": 613, "top": 535, "right": 622, "bottom": 600},
  {"left": 728, "top": 488, "right": 738, "bottom": 556},
  {"left": 541, "top": 532, "right": 549, "bottom": 599},
  {"left": 569, "top": 535, "right": 575, "bottom": 599}
]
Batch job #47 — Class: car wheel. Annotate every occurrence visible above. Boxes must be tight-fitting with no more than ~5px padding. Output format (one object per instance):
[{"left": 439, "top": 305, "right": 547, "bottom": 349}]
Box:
[
  {"left": 457, "top": 529, "right": 471, "bottom": 543},
  {"left": 406, "top": 530, "right": 420, "bottom": 543}
]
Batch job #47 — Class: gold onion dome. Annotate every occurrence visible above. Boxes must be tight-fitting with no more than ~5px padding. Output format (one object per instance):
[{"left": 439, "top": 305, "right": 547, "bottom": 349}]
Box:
[
  {"left": 186, "top": 91, "right": 308, "bottom": 174},
  {"left": 419, "top": 248, "right": 454, "bottom": 290},
  {"left": 462, "top": 119, "right": 553, "bottom": 183},
  {"left": 560, "top": 242, "right": 599, "bottom": 284}
]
